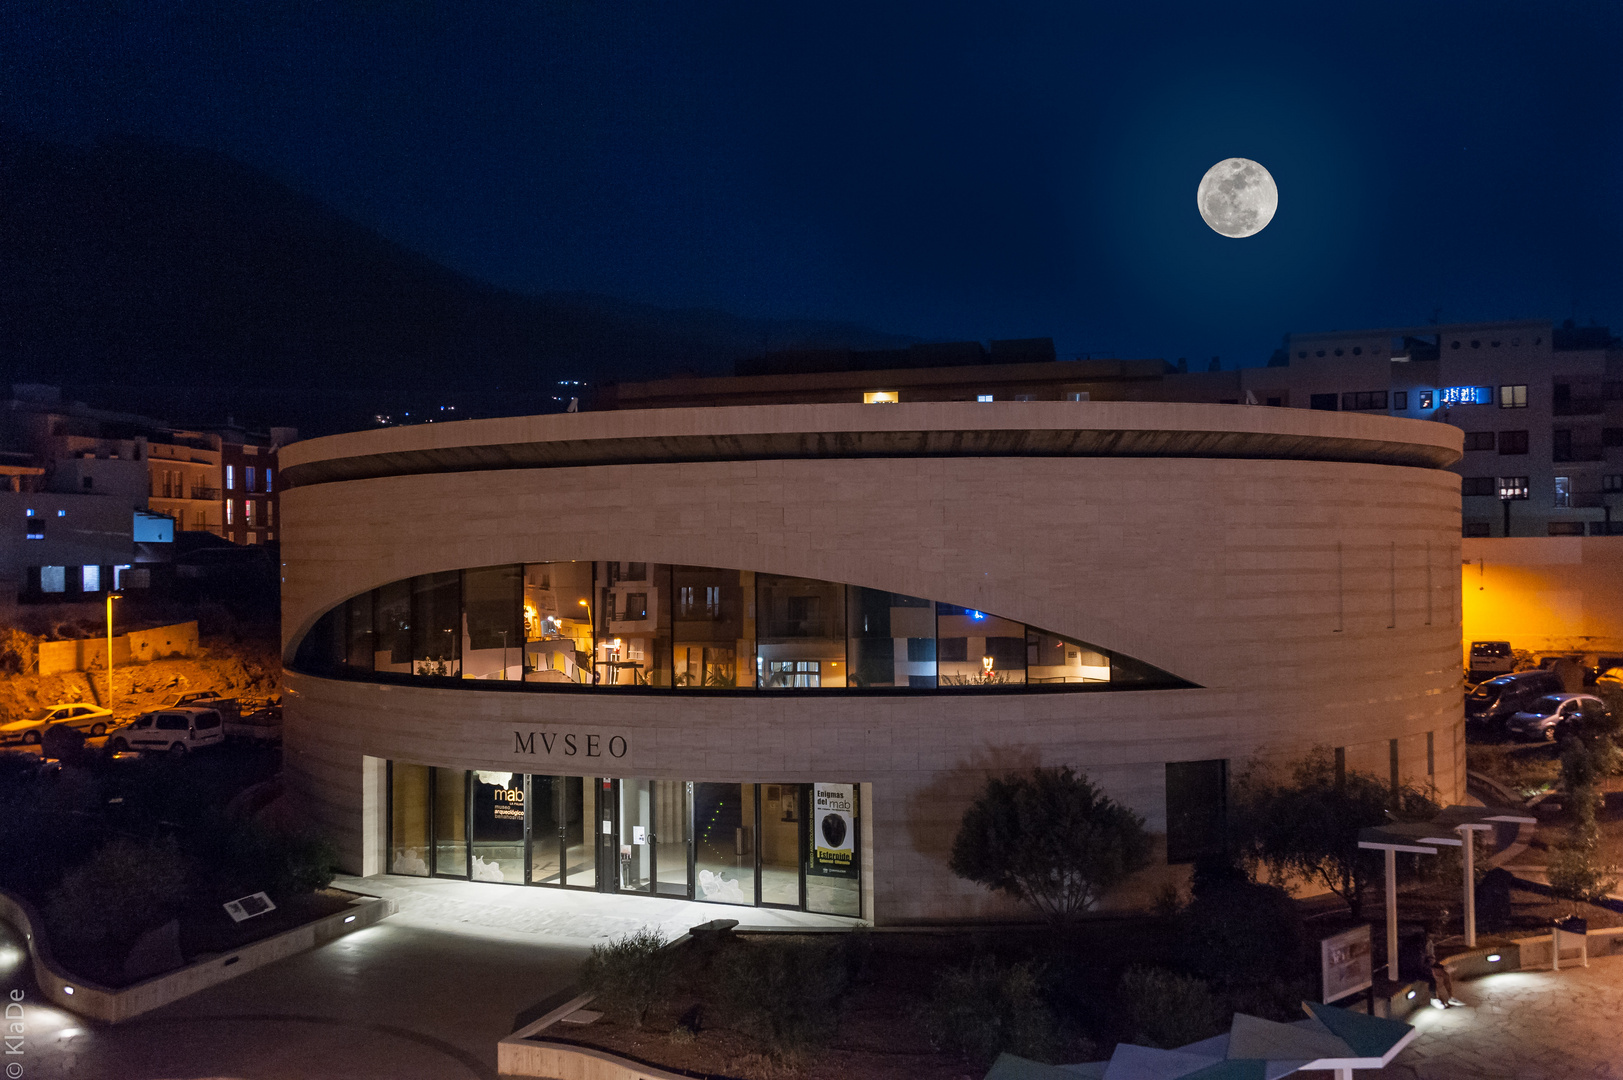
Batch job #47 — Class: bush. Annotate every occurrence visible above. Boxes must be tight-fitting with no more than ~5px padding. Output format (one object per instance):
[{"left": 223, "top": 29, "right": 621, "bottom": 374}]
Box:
[
  {"left": 1178, "top": 879, "right": 1309, "bottom": 984},
  {"left": 582, "top": 927, "right": 675, "bottom": 1027},
  {"left": 919, "top": 954, "right": 1059, "bottom": 1066},
  {"left": 1117, "top": 967, "right": 1226, "bottom": 1050},
  {"left": 712, "top": 937, "right": 850, "bottom": 1056},
  {"left": 950, "top": 767, "right": 1152, "bottom": 921},
  {"left": 45, "top": 836, "right": 188, "bottom": 951}
]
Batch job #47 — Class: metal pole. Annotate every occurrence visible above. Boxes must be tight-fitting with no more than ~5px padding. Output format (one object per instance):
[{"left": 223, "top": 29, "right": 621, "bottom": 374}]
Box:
[
  {"left": 1386, "top": 847, "right": 1399, "bottom": 982},
  {"left": 1461, "top": 825, "right": 1477, "bottom": 948},
  {"left": 105, "top": 592, "right": 115, "bottom": 709}
]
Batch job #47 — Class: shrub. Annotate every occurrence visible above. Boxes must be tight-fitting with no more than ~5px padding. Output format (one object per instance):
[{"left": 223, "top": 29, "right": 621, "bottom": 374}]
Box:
[
  {"left": 1117, "top": 967, "right": 1227, "bottom": 1050},
  {"left": 581, "top": 927, "right": 675, "bottom": 1027},
  {"left": 216, "top": 822, "right": 338, "bottom": 898},
  {"left": 45, "top": 836, "right": 188, "bottom": 951},
  {"left": 1178, "top": 879, "right": 1309, "bottom": 984},
  {"left": 919, "top": 954, "right": 1059, "bottom": 1066},
  {"left": 713, "top": 937, "right": 850, "bottom": 1056},
  {"left": 950, "top": 767, "right": 1152, "bottom": 921}
]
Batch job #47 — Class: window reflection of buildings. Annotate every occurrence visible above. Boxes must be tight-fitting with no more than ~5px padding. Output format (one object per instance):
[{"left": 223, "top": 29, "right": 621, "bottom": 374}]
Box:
[{"left": 309, "top": 560, "right": 1157, "bottom": 692}]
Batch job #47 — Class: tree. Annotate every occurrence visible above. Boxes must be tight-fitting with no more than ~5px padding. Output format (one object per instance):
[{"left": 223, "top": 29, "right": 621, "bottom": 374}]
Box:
[
  {"left": 1229, "top": 752, "right": 1437, "bottom": 918},
  {"left": 949, "top": 766, "right": 1151, "bottom": 921},
  {"left": 1548, "top": 728, "right": 1621, "bottom": 904}
]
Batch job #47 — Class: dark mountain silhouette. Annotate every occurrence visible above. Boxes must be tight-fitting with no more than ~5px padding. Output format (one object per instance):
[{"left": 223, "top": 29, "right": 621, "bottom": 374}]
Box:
[{"left": 0, "top": 130, "right": 911, "bottom": 434}]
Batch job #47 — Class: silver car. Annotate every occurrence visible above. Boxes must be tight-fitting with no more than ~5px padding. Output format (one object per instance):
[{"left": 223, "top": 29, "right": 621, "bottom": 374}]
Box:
[{"left": 1505, "top": 693, "right": 1611, "bottom": 742}]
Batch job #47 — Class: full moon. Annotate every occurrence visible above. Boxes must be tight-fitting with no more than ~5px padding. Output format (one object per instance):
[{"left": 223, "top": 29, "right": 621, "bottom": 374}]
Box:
[{"left": 1196, "top": 158, "right": 1278, "bottom": 238}]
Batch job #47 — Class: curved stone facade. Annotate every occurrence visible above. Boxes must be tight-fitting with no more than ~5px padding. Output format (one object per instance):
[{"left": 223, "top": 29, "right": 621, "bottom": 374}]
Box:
[{"left": 280, "top": 402, "right": 1465, "bottom": 923}]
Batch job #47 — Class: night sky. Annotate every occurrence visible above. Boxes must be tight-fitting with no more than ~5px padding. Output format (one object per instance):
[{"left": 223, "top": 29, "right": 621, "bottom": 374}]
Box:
[{"left": 5, "top": 2, "right": 1621, "bottom": 368}]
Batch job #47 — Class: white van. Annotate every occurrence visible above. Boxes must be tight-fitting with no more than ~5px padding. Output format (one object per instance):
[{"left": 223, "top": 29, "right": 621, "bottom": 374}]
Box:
[{"left": 108, "top": 708, "right": 225, "bottom": 756}]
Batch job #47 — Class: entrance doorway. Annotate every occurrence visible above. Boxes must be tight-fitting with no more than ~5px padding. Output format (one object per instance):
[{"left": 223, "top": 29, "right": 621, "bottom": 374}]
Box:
[{"left": 387, "top": 763, "right": 860, "bottom": 915}]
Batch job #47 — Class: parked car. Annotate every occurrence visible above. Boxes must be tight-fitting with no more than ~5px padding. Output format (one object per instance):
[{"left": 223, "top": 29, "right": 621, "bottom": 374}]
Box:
[
  {"left": 1598, "top": 667, "right": 1623, "bottom": 690},
  {"left": 0, "top": 703, "right": 115, "bottom": 745},
  {"left": 1466, "top": 669, "right": 1565, "bottom": 729},
  {"left": 162, "top": 692, "right": 241, "bottom": 722},
  {"left": 1505, "top": 693, "right": 1613, "bottom": 742},
  {"left": 107, "top": 707, "right": 225, "bottom": 756},
  {"left": 1467, "top": 640, "right": 1517, "bottom": 682}
]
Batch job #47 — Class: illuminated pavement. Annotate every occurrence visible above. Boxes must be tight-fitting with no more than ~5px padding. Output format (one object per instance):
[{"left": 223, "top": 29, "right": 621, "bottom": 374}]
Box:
[
  {"left": 1366, "top": 957, "right": 1623, "bottom": 1079},
  {"left": 0, "top": 876, "right": 849, "bottom": 1079}
]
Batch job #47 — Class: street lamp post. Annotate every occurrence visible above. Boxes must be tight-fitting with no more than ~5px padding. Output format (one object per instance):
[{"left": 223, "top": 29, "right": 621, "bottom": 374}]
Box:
[
  {"left": 104, "top": 591, "right": 122, "bottom": 710},
  {"left": 578, "top": 598, "right": 596, "bottom": 683}
]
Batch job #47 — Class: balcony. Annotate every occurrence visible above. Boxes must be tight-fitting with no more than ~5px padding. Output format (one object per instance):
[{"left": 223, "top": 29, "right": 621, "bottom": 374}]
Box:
[{"left": 150, "top": 486, "right": 221, "bottom": 502}]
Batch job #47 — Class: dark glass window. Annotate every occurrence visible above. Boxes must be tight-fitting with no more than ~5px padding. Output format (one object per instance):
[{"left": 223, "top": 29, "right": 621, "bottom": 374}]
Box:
[
  {"left": 1340, "top": 390, "right": 1388, "bottom": 411},
  {"left": 1463, "top": 432, "right": 1495, "bottom": 451},
  {"left": 1463, "top": 522, "right": 1491, "bottom": 537},
  {"left": 627, "top": 563, "right": 647, "bottom": 581},
  {"left": 1392, "top": 391, "right": 1408, "bottom": 410},
  {"left": 758, "top": 574, "right": 846, "bottom": 688},
  {"left": 1309, "top": 393, "right": 1338, "bottom": 411},
  {"left": 345, "top": 592, "right": 374, "bottom": 669},
  {"left": 1603, "top": 429, "right": 1623, "bottom": 448},
  {"left": 412, "top": 571, "right": 462, "bottom": 676},
  {"left": 1166, "top": 759, "right": 1227, "bottom": 864},
  {"left": 1461, "top": 477, "right": 1495, "bottom": 497},
  {"left": 1498, "top": 430, "right": 1530, "bottom": 455},
  {"left": 375, "top": 579, "right": 412, "bottom": 673},
  {"left": 1552, "top": 429, "right": 1573, "bottom": 462},
  {"left": 463, "top": 565, "right": 523, "bottom": 681}
]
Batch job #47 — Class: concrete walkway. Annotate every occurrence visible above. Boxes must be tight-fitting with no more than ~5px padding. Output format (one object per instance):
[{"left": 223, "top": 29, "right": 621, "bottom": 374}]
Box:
[
  {"left": 333, "top": 872, "right": 860, "bottom": 944},
  {"left": 5, "top": 875, "right": 850, "bottom": 1080}
]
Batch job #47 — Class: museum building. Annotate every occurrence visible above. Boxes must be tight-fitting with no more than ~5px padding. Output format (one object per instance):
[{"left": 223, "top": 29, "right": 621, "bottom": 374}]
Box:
[{"left": 280, "top": 401, "right": 1466, "bottom": 923}]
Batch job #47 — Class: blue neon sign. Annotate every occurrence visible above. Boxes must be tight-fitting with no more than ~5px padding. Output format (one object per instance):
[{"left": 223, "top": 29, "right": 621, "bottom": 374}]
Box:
[{"left": 1440, "top": 386, "right": 1491, "bottom": 406}]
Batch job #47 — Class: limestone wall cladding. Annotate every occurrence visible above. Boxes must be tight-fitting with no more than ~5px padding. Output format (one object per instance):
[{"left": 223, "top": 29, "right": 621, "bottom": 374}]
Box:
[{"left": 281, "top": 451, "right": 1463, "bottom": 923}]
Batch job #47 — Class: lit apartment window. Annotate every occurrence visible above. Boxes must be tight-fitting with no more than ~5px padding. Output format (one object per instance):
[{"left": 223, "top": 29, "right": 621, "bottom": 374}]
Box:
[
  {"left": 1496, "top": 476, "right": 1529, "bottom": 500},
  {"left": 1419, "top": 391, "right": 1435, "bottom": 409},
  {"left": 56, "top": 509, "right": 65, "bottom": 517},
  {"left": 976, "top": 394, "right": 994, "bottom": 402},
  {"left": 862, "top": 391, "right": 899, "bottom": 404},
  {"left": 41, "top": 566, "right": 66, "bottom": 593},
  {"left": 1554, "top": 476, "right": 1571, "bottom": 508},
  {"left": 225, "top": 465, "right": 234, "bottom": 490},
  {"left": 25, "top": 513, "right": 43, "bottom": 540},
  {"left": 705, "top": 586, "right": 721, "bottom": 618},
  {"left": 1499, "top": 384, "right": 1528, "bottom": 408},
  {"left": 225, "top": 501, "right": 234, "bottom": 526},
  {"left": 1066, "top": 391, "right": 1090, "bottom": 401},
  {"left": 247, "top": 466, "right": 257, "bottom": 492},
  {"left": 82, "top": 565, "right": 100, "bottom": 592},
  {"left": 265, "top": 468, "right": 273, "bottom": 492},
  {"left": 246, "top": 501, "right": 256, "bottom": 525}
]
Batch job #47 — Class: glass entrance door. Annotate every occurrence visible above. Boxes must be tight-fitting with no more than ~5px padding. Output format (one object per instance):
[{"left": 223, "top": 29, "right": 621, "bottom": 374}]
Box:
[
  {"left": 759, "top": 783, "right": 803, "bottom": 907},
  {"left": 564, "top": 776, "right": 599, "bottom": 889},
  {"left": 432, "top": 766, "right": 468, "bottom": 877},
  {"left": 529, "top": 775, "right": 565, "bottom": 886},
  {"left": 694, "top": 782, "right": 755, "bottom": 904},
  {"left": 654, "top": 781, "right": 692, "bottom": 898},
  {"left": 470, "top": 770, "right": 525, "bottom": 883}
]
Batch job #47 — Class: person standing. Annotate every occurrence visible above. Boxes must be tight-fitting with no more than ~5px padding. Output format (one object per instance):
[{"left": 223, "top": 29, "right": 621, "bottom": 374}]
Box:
[{"left": 1425, "top": 916, "right": 1461, "bottom": 1008}]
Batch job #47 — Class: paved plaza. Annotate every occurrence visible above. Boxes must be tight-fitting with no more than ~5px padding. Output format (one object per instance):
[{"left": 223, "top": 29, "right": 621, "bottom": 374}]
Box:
[
  {"left": 0, "top": 875, "right": 849, "bottom": 1080},
  {"left": 1366, "top": 958, "right": 1623, "bottom": 1079},
  {"left": 3, "top": 873, "right": 1619, "bottom": 1079}
]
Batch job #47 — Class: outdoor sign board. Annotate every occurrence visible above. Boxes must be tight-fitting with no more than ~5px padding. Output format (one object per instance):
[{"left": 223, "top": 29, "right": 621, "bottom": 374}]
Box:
[
  {"left": 810, "top": 782, "right": 857, "bottom": 879},
  {"left": 1321, "top": 924, "right": 1373, "bottom": 1003},
  {"left": 224, "top": 891, "right": 277, "bottom": 923}
]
